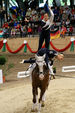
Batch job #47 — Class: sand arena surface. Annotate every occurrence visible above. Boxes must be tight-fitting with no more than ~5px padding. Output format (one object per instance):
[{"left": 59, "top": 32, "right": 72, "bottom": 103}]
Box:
[
  {"left": 0, "top": 37, "right": 75, "bottom": 113},
  {"left": 0, "top": 55, "right": 75, "bottom": 113},
  {"left": 0, "top": 78, "right": 75, "bottom": 113}
]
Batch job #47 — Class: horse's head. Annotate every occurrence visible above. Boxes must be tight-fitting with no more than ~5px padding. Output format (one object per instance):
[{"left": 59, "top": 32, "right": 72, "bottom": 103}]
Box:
[{"left": 35, "top": 54, "right": 46, "bottom": 80}]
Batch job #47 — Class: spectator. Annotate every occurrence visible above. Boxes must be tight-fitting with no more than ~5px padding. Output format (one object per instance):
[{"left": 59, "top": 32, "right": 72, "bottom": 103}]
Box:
[
  {"left": 69, "top": 25, "right": 73, "bottom": 36},
  {"left": 2, "top": 22, "right": 9, "bottom": 28},
  {"left": 71, "top": 7, "right": 75, "bottom": 15},
  {"left": 14, "top": 20, "right": 19, "bottom": 28},
  {"left": 53, "top": 7, "right": 59, "bottom": 22},
  {"left": 59, "top": 7, "right": 63, "bottom": 20},
  {"left": 22, "top": 26, "right": 27, "bottom": 37},
  {"left": 0, "top": 8, "right": 5, "bottom": 27},
  {"left": 11, "top": 27, "right": 16, "bottom": 37},
  {"left": 3, "top": 27, "right": 9, "bottom": 38},
  {"left": 62, "top": 10, "right": 68, "bottom": 21},
  {"left": 70, "top": 12, "right": 75, "bottom": 26},
  {"left": 19, "top": 25, "right": 27, "bottom": 37},
  {"left": 38, "top": 25, "right": 41, "bottom": 35},
  {"left": 19, "top": 25, "right": 23, "bottom": 37},
  {"left": 9, "top": 20, "right": 14, "bottom": 28},
  {"left": 41, "top": 13, "right": 44, "bottom": 20},
  {"left": 7, "top": 26, "right": 11, "bottom": 38},
  {"left": 61, "top": 25, "right": 67, "bottom": 38},
  {"left": 0, "top": 5, "right": 74, "bottom": 38},
  {"left": 7, "top": 14, "right": 11, "bottom": 22},
  {"left": 66, "top": 18, "right": 70, "bottom": 27},
  {"left": 27, "top": 26, "right": 32, "bottom": 37}
]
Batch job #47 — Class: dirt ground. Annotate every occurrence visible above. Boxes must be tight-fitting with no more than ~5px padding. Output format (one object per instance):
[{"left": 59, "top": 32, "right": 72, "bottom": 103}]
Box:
[{"left": 0, "top": 37, "right": 75, "bottom": 113}]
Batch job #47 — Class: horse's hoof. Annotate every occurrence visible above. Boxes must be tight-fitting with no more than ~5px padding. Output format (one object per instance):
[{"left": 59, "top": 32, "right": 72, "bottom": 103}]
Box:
[
  {"left": 53, "top": 76, "right": 55, "bottom": 79},
  {"left": 41, "top": 101, "right": 45, "bottom": 107},
  {"left": 31, "top": 108, "right": 38, "bottom": 112}
]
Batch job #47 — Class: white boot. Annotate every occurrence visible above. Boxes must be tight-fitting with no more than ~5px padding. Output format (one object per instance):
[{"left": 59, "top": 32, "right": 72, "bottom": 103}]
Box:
[
  {"left": 48, "top": 63, "right": 55, "bottom": 75},
  {"left": 25, "top": 63, "right": 36, "bottom": 78}
]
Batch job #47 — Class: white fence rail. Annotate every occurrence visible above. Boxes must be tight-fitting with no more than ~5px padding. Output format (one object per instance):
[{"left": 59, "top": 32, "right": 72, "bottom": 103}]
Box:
[{"left": 62, "top": 65, "right": 75, "bottom": 72}]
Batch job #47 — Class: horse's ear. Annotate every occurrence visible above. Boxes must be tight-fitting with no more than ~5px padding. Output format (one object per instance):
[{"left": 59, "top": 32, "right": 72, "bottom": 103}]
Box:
[{"left": 43, "top": 54, "right": 46, "bottom": 59}]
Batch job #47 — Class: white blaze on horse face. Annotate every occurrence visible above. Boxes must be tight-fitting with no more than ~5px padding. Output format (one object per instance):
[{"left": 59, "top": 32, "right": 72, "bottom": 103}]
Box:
[
  {"left": 35, "top": 54, "right": 46, "bottom": 80},
  {"left": 35, "top": 54, "right": 45, "bottom": 66}
]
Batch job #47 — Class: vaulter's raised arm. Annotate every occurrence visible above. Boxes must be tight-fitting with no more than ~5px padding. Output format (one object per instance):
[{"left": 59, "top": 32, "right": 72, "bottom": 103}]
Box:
[
  {"left": 49, "top": 7, "right": 54, "bottom": 26},
  {"left": 44, "top": 3, "right": 54, "bottom": 27}
]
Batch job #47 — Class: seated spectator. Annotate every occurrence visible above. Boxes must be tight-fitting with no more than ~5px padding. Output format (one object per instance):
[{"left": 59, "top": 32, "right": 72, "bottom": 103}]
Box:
[
  {"left": 14, "top": 20, "right": 19, "bottom": 28},
  {"left": 69, "top": 25, "right": 73, "bottom": 36},
  {"left": 16, "top": 24, "right": 20, "bottom": 29},
  {"left": 70, "top": 12, "right": 75, "bottom": 26},
  {"left": 7, "top": 26, "right": 11, "bottom": 38},
  {"left": 66, "top": 18, "right": 70, "bottom": 28},
  {"left": 61, "top": 20, "right": 66, "bottom": 27},
  {"left": 19, "top": 25, "right": 23, "bottom": 37},
  {"left": 70, "top": 17, "right": 74, "bottom": 26},
  {"left": 15, "top": 24, "right": 21, "bottom": 37},
  {"left": 41, "top": 14, "right": 44, "bottom": 20},
  {"left": 62, "top": 10, "right": 68, "bottom": 21},
  {"left": 7, "top": 14, "right": 12, "bottom": 22},
  {"left": 66, "top": 19, "right": 70, "bottom": 32},
  {"left": 9, "top": 20, "right": 14, "bottom": 28},
  {"left": 71, "top": 7, "right": 75, "bottom": 15},
  {"left": 11, "top": 27, "right": 16, "bottom": 37},
  {"left": 3, "top": 27, "right": 9, "bottom": 38},
  {"left": 61, "top": 25, "right": 67, "bottom": 38},
  {"left": 22, "top": 26, "right": 27, "bottom": 37},
  {"left": 2, "top": 22, "right": 9, "bottom": 28},
  {"left": 59, "top": 6, "right": 63, "bottom": 20},
  {"left": 20, "top": 25, "right": 27, "bottom": 37},
  {"left": 27, "top": 26, "right": 32, "bottom": 37}
]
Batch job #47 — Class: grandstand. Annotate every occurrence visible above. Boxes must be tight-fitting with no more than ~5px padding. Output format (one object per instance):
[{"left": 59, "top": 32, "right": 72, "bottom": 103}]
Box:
[{"left": 0, "top": 0, "right": 75, "bottom": 37}]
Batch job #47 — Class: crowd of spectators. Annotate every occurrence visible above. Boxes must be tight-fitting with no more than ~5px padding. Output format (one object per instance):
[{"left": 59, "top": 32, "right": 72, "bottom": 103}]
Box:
[{"left": 0, "top": 5, "right": 75, "bottom": 38}]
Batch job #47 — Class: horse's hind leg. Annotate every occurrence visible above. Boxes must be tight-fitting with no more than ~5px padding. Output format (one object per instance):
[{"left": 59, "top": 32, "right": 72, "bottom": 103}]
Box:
[{"left": 31, "top": 87, "right": 38, "bottom": 112}]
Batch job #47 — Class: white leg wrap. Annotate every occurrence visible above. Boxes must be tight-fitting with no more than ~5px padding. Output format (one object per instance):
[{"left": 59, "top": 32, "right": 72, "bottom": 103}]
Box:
[
  {"left": 42, "top": 92, "right": 45, "bottom": 102},
  {"left": 36, "top": 95, "right": 38, "bottom": 104},
  {"left": 32, "top": 103, "right": 37, "bottom": 110},
  {"left": 38, "top": 103, "right": 41, "bottom": 112},
  {"left": 32, "top": 95, "right": 38, "bottom": 111}
]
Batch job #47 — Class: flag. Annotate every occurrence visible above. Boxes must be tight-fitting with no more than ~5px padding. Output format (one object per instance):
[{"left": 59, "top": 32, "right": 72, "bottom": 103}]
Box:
[{"left": 50, "top": 30, "right": 60, "bottom": 40}]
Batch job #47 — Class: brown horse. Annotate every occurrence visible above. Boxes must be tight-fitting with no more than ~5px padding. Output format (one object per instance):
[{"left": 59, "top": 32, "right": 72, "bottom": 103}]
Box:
[{"left": 31, "top": 54, "right": 50, "bottom": 112}]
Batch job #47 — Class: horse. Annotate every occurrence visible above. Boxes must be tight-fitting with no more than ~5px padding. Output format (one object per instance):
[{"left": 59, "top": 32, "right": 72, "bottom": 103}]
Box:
[{"left": 31, "top": 54, "right": 50, "bottom": 113}]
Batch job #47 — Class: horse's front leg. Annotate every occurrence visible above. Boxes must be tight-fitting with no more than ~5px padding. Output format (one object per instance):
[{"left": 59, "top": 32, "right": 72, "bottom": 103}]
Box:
[
  {"left": 31, "top": 86, "right": 38, "bottom": 112},
  {"left": 41, "top": 92, "right": 46, "bottom": 107},
  {"left": 38, "top": 89, "right": 46, "bottom": 112}
]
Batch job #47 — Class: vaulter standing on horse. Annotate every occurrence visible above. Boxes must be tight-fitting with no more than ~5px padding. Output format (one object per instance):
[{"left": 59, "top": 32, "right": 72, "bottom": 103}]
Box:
[
  {"left": 25, "top": 3, "right": 54, "bottom": 50},
  {"left": 22, "top": 4, "right": 63, "bottom": 78}
]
